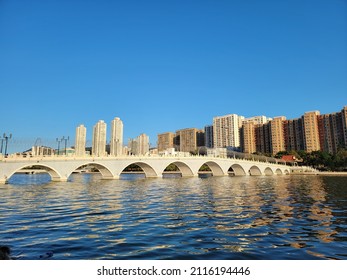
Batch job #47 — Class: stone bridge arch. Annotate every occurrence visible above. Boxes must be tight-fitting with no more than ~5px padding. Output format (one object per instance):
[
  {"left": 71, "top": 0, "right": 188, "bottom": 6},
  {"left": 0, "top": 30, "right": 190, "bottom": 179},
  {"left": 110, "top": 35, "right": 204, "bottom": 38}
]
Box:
[
  {"left": 164, "top": 161, "right": 194, "bottom": 177},
  {"left": 249, "top": 165, "right": 262, "bottom": 176},
  {"left": 68, "top": 162, "right": 116, "bottom": 180},
  {"left": 229, "top": 164, "right": 247, "bottom": 176},
  {"left": 199, "top": 161, "right": 225, "bottom": 176},
  {"left": 264, "top": 167, "right": 274, "bottom": 176},
  {"left": 120, "top": 161, "right": 159, "bottom": 178},
  {"left": 7, "top": 163, "right": 63, "bottom": 182},
  {"left": 275, "top": 168, "right": 283, "bottom": 175}
]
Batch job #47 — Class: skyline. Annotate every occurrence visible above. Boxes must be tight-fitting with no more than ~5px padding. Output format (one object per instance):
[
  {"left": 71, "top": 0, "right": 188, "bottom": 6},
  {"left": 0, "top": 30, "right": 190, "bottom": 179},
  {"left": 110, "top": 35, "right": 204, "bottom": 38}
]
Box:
[
  {"left": 1, "top": 0, "right": 347, "bottom": 150},
  {"left": 2, "top": 104, "right": 347, "bottom": 154}
]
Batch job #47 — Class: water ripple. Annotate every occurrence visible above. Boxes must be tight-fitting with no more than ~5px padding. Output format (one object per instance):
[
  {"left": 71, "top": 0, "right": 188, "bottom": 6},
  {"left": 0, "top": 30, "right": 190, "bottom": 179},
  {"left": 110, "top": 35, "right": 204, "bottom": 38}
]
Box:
[{"left": 1, "top": 174, "right": 347, "bottom": 259}]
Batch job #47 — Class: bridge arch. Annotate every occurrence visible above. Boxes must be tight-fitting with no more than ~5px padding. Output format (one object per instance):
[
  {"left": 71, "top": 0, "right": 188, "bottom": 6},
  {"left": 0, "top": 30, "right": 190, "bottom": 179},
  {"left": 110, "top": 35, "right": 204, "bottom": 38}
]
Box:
[
  {"left": 249, "top": 165, "right": 262, "bottom": 176},
  {"left": 69, "top": 162, "right": 115, "bottom": 180},
  {"left": 164, "top": 161, "right": 194, "bottom": 177},
  {"left": 275, "top": 168, "right": 283, "bottom": 175},
  {"left": 8, "top": 164, "right": 63, "bottom": 182},
  {"left": 229, "top": 164, "right": 247, "bottom": 176},
  {"left": 199, "top": 161, "right": 224, "bottom": 176},
  {"left": 264, "top": 167, "right": 274, "bottom": 176},
  {"left": 121, "top": 162, "right": 158, "bottom": 178}
]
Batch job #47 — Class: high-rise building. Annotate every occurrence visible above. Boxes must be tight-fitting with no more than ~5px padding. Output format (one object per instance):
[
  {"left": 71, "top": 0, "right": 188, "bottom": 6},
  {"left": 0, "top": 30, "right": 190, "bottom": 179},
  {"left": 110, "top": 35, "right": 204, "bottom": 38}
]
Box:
[
  {"left": 213, "top": 114, "right": 244, "bottom": 149},
  {"left": 138, "top": 133, "right": 150, "bottom": 155},
  {"left": 284, "top": 118, "right": 305, "bottom": 152},
  {"left": 318, "top": 111, "right": 345, "bottom": 154},
  {"left": 157, "top": 132, "right": 175, "bottom": 152},
  {"left": 255, "top": 123, "right": 271, "bottom": 155},
  {"left": 244, "top": 116, "right": 272, "bottom": 125},
  {"left": 241, "top": 121, "right": 256, "bottom": 154},
  {"left": 342, "top": 106, "right": 347, "bottom": 146},
  {"left": 176, "top": 128, "right": 204, "bottom": 153},
  {"left": 127, "top": 138, "right": 138, "bottom": 155},
  {"left": 303, "top": 111, "right": 321, "bottom": 152},
  {"left": 92, "top": 120, "right": 107, "bottom": 157},
  {"left": 204, "top": 125, "right": 214, "bottom": 148},
  {"left": 110, "top": 117, "right": 123, "bottom": 156},
  {"left": 241, "top": 116, "right": 272, "bottom": 154},
  {"left": 75, "top": 124, "right": 87, "bottom": 157},
  {"left": 269, "top": 117, "right": 286, "bottom": 155}
]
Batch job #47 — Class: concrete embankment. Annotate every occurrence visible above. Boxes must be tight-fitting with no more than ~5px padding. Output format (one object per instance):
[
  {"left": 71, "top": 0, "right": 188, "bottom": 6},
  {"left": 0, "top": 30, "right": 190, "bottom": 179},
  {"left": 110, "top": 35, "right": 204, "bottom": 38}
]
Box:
[{"left": 317, "top": 172, "right": 347, "bottom": 176}]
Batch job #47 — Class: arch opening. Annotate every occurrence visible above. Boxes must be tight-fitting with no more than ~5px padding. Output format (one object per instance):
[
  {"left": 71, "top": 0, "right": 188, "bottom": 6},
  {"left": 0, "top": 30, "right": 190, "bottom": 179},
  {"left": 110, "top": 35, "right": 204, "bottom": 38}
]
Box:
[
  {"left": 249, "top": 166, "right": 263, "bottom": 176},
  {"left": 163, "top": 163, "right": 182, "bottom": 178},
  {"left": 264, "top": 167, "right": 274, "bottom": 176},
  {"left": 70, "top": 163, "right": 115, "bottom": 180},
  {"left": 121, "top": 162, "right": 158, "bottom": 179},
  {"left": 229, "top": 164, "right": 247, "bottom": 176},
  {"left": 275, "top": 168, "right": 283, "bottom": 175},
  {"left": 9, "top": 164, "right": 63, "bottom": 184},
  {"left": 163, "top": 161, "right": 194, "bottom": 178},
  {"left": 199, "top": 161, "right": 224, "bottom": 177}
]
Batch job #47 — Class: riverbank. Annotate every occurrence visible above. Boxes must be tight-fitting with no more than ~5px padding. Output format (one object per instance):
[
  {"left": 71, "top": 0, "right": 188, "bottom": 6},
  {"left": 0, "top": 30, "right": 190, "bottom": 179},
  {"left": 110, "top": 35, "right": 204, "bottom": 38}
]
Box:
[{"left": 318, "top": 171, "right": 347, "bottom": 176}]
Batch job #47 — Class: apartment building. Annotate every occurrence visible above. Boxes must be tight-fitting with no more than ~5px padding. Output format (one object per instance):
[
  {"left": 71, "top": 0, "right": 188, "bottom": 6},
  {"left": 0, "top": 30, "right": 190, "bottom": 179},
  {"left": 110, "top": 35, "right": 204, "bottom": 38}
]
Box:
[
  {"left": 176, "top": 128, "right": 205, "bottom": 153},
  {"left": 240, "top": 121, "right": 256, "bottom": 154},
  {"left": 92, "top": 120, "right": 107, "bottom": 157},
  {"left": 75, "top": 124, "right": 87, "bottom": 157},
  {"left": 110, "top": 117, "right": 123, "bottom": 156},
  {"left": 269, "top": 117, "right": 286, "bottom": 155},
  {"left": 157, "top": 132, "right": 175, "bottom": 152},
  {"left": 303, "top": 111, "right": 321, "bottom": 152},
  {"left": 213, "top": 114, "right": 244, "bottom": 149}
]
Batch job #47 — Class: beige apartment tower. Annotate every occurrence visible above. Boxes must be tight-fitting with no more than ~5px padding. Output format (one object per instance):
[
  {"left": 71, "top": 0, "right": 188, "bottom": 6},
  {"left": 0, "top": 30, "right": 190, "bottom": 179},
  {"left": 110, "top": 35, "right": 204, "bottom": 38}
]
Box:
[
  {"left": 157, "top": 132, "right": 175, "bottom": 152},
  {"left": 213, "top": 114, "right": 244, "bottom": 149},
  {"left": 177, "top": 128, "right": 197, "bottom": 153},
  {"left": 303, "top": 111, "right": 321, "bottom": 152},
  {"left": 241, "top": 121, "right": 256, "bottom": 154},
  {"left": 92, "top": 120, "right": 107, "bottom": 157},
  {"left": 110, "top": 117, "right": 123, "bottom": 156},
  {"left": 75, "top": 124, "right": 87, "bottom": 157},
  {"left": 270, "top": 116, "right": 286, "bottom": 155}
]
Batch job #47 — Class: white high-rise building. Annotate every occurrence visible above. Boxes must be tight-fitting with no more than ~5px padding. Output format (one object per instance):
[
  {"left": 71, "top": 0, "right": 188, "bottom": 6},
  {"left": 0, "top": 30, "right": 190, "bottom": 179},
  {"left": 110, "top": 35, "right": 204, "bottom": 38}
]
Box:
[
  {"left": 75, "top": 124, "right": 87, "bottom": 157},
  {"left": 244, "top": 116, "right": 272, "bottom": 125},
  {"left": 213, "top": 114, "right": 244, "bottom": 149},
  {"left": 110, "top": 117, "right": 123, "bottom": 156},
  {"left": 92, "top": 120, "right": 107, "bottom": 157}
]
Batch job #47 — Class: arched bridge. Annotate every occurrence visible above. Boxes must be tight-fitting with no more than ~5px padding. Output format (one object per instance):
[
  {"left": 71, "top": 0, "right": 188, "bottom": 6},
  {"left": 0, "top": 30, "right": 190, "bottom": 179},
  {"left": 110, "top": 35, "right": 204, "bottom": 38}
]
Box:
[{"left": 0, "top": 155, "right": 292, "bottom": 184}]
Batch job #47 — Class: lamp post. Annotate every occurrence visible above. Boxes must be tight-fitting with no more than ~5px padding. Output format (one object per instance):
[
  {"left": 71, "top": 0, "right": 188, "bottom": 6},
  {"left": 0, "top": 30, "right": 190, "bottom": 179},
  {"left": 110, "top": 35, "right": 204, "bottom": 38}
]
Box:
[
  {"left": 3, "top": 133, "right": 12, "bottom": 157},
  {"left": 56, "top": 138, "right": 62, "bottom": 156},
  {"left": 0, "top": 137, "right": 4, "bottom": 154},
  {"left": 62, "top": 136, "right": 69, "bottom": 156}
]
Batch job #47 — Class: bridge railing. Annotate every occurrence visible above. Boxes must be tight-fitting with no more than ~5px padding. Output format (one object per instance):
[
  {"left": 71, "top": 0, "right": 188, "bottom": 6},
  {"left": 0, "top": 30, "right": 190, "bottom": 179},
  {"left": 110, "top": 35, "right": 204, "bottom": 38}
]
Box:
[{"left": 1, "top": 151, "right": 288, "bottom": 165}]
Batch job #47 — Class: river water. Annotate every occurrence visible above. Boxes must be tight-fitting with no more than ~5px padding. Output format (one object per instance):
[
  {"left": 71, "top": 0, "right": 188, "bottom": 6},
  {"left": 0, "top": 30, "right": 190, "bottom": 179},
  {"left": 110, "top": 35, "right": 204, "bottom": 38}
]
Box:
[{"left": 0, "top": 173, "right": 346, "bottom": 260}]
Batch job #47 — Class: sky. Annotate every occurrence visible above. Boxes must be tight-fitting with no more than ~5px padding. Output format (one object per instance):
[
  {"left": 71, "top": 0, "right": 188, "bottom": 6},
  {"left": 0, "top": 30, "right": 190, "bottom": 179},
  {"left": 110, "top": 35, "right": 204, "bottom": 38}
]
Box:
[{"left": 1, "top": 0, "right": 347, "bottom": 152}]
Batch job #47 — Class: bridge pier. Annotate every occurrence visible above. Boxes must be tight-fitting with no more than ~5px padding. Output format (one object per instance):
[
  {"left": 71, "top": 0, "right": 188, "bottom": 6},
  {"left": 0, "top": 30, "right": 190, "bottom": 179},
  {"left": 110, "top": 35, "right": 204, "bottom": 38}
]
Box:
[
  {"left": 102, "top": 175, "right": 120, "bottom": 180},
  {"left": 0, "top": 178, "right": 8, "bottom": 184},
  {"left": 51, "top": 177, "right": 68, "bottom": 182}
]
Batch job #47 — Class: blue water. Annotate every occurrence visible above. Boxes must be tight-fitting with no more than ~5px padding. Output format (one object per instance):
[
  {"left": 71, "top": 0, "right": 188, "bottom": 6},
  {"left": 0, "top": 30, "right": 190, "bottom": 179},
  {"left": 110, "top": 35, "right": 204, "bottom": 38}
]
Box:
[{"left": 0, "top": 173, "right": 346, "bottom": 260}]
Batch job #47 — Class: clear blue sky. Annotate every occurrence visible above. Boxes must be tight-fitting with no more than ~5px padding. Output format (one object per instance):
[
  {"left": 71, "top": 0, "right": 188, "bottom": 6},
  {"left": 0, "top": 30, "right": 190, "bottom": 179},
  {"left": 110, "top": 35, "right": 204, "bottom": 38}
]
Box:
[{"left": 1, "top": 0, "right": 346, "bottom": 151}]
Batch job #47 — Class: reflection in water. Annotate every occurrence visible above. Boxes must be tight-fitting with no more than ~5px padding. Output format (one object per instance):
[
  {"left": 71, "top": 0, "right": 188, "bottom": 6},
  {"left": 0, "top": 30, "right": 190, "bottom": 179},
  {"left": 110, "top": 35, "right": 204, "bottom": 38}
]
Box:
[{"left": 0, "top": 173, "right": 346, "bottom": 260}]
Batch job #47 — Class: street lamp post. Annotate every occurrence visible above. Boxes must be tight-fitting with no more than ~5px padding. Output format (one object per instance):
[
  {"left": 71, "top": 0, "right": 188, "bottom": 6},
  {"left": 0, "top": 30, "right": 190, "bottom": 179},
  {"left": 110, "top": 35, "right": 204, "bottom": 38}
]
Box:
[
  {"left": 56, "top": 138, "right": 61, "bottom": 156},
  {"left": 62, "top": 136, "right": 69, "bottom": 156},
  {"left": 3, "top": 133, "right": 12, "bottom": 157},
  {"left": 0, "top": 137, "right": 4, "bottom": 154}
]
